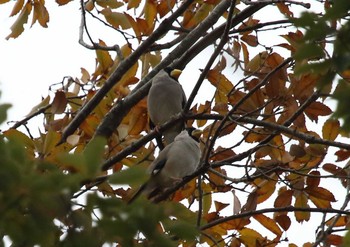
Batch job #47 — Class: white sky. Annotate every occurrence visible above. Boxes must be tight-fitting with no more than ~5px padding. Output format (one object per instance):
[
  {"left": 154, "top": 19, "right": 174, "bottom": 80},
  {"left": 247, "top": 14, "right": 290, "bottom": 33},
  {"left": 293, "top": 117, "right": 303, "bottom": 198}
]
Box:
[{"left": 0, "top": 1, "right": 347, "bottom": 246}]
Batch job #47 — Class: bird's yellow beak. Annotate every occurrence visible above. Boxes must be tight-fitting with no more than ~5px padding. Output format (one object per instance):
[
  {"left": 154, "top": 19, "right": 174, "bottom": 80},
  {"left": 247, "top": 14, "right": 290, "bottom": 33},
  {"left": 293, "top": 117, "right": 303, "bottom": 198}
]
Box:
[{"left": 170, "top": 69, "right": 182, "bottom": 80}]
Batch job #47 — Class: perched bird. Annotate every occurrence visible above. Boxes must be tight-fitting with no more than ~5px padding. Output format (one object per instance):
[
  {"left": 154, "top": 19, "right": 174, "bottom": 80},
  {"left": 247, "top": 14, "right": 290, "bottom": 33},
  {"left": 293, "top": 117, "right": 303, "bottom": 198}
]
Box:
[
  {"left": 128, "top": 128, "right": 202, "bottom": 203},
  {"left": 148, "top": 67, "right": 187, "bottom": 148}
]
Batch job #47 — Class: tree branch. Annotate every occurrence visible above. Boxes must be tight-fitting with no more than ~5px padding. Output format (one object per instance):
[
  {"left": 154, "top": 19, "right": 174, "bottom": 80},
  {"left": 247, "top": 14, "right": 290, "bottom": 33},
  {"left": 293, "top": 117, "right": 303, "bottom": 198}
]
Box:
[{"left": 59, "top": 0, "right": 196, "bottom": 144}]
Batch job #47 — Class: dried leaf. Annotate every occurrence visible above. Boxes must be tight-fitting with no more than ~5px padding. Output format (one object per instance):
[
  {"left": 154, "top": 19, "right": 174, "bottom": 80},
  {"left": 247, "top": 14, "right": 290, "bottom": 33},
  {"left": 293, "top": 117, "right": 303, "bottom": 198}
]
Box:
[
  {"left": 275, "top": 215, "right": 291, "bottom": 231},
  {"left": 55, "top": 0, "right": 73, "bottom": 5},
  {"left": 185, "top": 3, "right": 213, "bottom": 28},
  {"left": 241, "top": 34, "right": 258, "bottom": 47},
  {"left": 10, "top": 0, "right": 24, "bottom": 16},
  {"left": 206, "top": 69, "right": 234, "bottom": 94},
  {"left": 306, "top": 171, "right": 320, "bottom": 188},
  {"left": 305, "top": 187, "right": 336, "bottom": 202},
  {"left": 51, "top": 91, "right": 67, "bottom": 114},
  {"left": 214, "top": 201, "right": 229, "bottom": 212},
  {"left": 335, "top": 149, "right": 350, "bottom": 161},
  {"left": 274, "top": 189, "right": 293, "bottom": 208},
  {"left": 294, "top": 192, "right": 310, "bottom": 222},
  {"left": 253, "top": 214, "right": 282, "bottom": 236},
  {"left": 6, "top": 1, "right": 32, "bottom": 39},
  {"left": 32, "top": 0, "right": 49, "bottom": 27},
  {"left": 305, "top": 101, "right": 332, "bottom": 122},
  {"left": 232, "top": 190, "right": 241, "bottom": 214},
  {"left": 322, "top": 119, "right": 340, "bottom": 141},
  {"left": 100, "top": 9, "right": 131, "bottom": 29},
  {"left": 157, "top": 0, "right": 175, "bottom": 17},
  {"left": 144, "top": 0, "right": 157, "bottom": 32}
]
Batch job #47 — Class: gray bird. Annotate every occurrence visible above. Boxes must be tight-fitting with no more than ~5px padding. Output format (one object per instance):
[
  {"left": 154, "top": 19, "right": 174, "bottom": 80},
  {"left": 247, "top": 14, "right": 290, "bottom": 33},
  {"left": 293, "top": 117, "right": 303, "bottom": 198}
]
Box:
[
  {"left": 128, "top": 128, "right": 202, "bottom": 203},
  {"left": 148, "top": 67, "right": 187, "bottom": 148}
]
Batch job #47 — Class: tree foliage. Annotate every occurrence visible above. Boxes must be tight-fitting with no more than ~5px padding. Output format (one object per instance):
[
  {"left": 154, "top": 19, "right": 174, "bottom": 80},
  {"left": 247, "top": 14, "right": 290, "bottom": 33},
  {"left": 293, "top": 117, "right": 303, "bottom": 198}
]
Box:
[{"left": 2, "top": 0, "right": 350, "bottom": 246}]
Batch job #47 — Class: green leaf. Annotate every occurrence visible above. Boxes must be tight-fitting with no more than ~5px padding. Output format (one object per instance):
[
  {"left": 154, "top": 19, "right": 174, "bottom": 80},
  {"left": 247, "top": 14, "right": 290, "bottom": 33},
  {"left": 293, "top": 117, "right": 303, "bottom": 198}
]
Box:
[
  {"left": 84, "top": 136, "right": 107, "bottom": 176},
  {"left": 0, "top": 103, "right": 11, "bottom": 124},
  {"left": 109, "top": 165, "right": 148, "bottom": 186}
]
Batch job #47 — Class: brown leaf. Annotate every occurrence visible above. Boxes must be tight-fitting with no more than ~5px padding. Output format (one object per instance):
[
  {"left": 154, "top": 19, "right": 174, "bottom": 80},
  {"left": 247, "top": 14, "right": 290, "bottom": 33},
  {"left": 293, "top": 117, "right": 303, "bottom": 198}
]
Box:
[
  {"left": 305, "top": 187, "right": 336, "bottom": 202},
  {"left": 274, "top": 189, "right": 293, "bottom": 208},
  {"left": 322, "top": 119, "right": 340, "bottom": 141},
  {"left": 241, "top": 34, "right": 258, "bottom": 47},
  {"left": 214, "top": 200, "right": 229, "bottom": 212},
  {"left": 326, "top": 234, "right": 343, "bottom": 246},
  {"left": 306, "top": 171, "right": 320, "bottom": 188},
  {"left": 335, "top": 149, "right": 350, "bottom": 161},
  {"left": 55, "top": 0, "right": 73, "bottom": 5},
  {"left": 51, "top": 91, "right": 67, "bottom": 114},
  {"left": 305, "top": 101, "right": 332, "bottom": 122},
  {"left": 241, "top": 191, "right": 258, "bottom": 213},
  {"left": 276, "top": 2, "right": 293, "bottom": 17},
  {"left": 211, "top": 146, "right": 235, "bottom": 162},
  {"left": 275, "top": 215, "right": 291, "bottom": 231},
  {"left": 127, "top": 0, "right": 141, "bottom": 9},
  {"left": 157, "top": 0, "right": 175, "bottom": 18},
  {"left": 289, "top": 144, "right": 306, "bottom": 158},
  {"left": 32, "top": 0, "right": 49, "bottom": 27},
  {"left": 185, "top": 3, "right": 213, "bottom": 28}
]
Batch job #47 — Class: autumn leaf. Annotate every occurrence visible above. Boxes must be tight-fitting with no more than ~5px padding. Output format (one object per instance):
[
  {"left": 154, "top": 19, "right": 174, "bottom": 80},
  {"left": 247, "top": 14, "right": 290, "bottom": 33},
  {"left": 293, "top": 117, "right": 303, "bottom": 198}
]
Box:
[
  {"left": 6, "top": 1, "right": 32, "bottom": 39},
  {"left": 51, "top": 91, "right": 67, "bottom": 114},
  {"left": 32, "top": 0, "right": 49, "bottom": 27},
  {"left": 253, "top": 214, "right": 282, "bottom": 236},
  {"left": 274, "top": 189, "right": 293, "bottom": 208},
  {"left": 9, "top": 0, "right": 24, "bottom": 16},
  {"left": 294, "top": 192, "right": 310, "bottom": 222},
  {"left": 305, "top": 101, "right": 333, "bottom": 122},
  {"left": 322, "top": 119, "right": 340, "bottom": 141},
  {"left": 100, "top": 9, "right": 132, "bottom": 30},
  {"left": 275, "top": 215, "right": 291, "bottom": 231}
]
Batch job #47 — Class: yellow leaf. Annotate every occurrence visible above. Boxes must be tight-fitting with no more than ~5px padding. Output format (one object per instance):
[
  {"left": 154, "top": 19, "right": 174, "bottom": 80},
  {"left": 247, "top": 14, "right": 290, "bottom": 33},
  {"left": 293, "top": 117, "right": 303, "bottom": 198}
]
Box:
[
  {"left": 95, "top": 0, "right": 123, "bottom": 8},
  {"left": 26, "top": 95, "right": 50, "bottom": 116},
  {"left": 32, "top": 0, "right": 49, "bottom": 27},
  {"left": 3, "top": 129, "right": 35, "bottom": 150},
  {"left": 9, "top": 0, "right": 24, "bottom": 16},
  {"left": 206, "top": 69, "right": 234, "bottom": 94},
  {"left": 238, "top": 228, "right": 264, "bottom": 246},
  {"left": 6, "top": 1, "right": 32, "bottom": 39},
  {"left": 94, "top": 40, "right": 113, "bottom": 75},
  {"left": 144, "top": 0, "right": 157, "bottom": 32},
  {"left": 185, "top": 3, "right": 213, "bottom": 28},
  {"left": 42, "top": 130, "right": 61, "bottom": 156},
  {"left": 100, "top": 8, "right": 131, "bottom": 29},
  {"left": 124, "top": 13, "right": 141, "bottom": 40},
  {"left": 245, "top": 51, "right": 268, "bottom": 75},
  {"left": 294, "top": 192, "right": 310, "bottom": 222},
  {"left": 322, "top": 119, "right": 340, "bottom": 141},
  {"left": 253, "top": 214, "right": 282, "bottom": 236}
]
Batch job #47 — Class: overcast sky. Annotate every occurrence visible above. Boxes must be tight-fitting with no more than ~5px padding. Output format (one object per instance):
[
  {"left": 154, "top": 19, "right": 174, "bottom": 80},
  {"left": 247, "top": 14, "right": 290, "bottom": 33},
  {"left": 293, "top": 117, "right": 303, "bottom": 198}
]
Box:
[{"left": 0, "top": 1, "right": 345, "bottom": 246}]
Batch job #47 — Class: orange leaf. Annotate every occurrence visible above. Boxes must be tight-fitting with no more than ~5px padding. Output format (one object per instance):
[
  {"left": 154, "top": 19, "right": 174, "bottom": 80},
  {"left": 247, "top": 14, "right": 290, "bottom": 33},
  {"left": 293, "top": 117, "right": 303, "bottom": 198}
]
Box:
[
  {"left": 322, "top": 119, "right": 340, "bottom": 141},
  {"left": 6, "top": 1, "right": 32, "bottom": 39},
  {"left": 214, "top": 200, "right": 229, "bottom": 212},
  {"left": 276, "top": 2, "right": 293, "bottom": 17},
  {"left": 56, "top": 0, "right": 72, "bottom": 5},
  {"left": 95, "top": 0, "right": 123, "bottom": 8},
  {"left": 326, "top": 234, "right": 343, "bottom": 246},
  {"left": 253, "top": 214, "right": 282, "bottom": 236},
  {"left": 274, "top": 189, "right": 293, "bottom": 208},
  {"left": 9, "top": 0, "right": 24, "bottom": 16},
  {"left": 211, "top": 146, "right": 235, "bottom": 162},
  {"left": 51, "top": 91, "right": 67, "bottom": 114},
  {"left": 325, "top": 215, "right": 348, "bottom": 227},
  {"left": 94, "top": 40, "right": 113, "bottom": 75},
  {"left": 206, "top": 69, "right": 234, "bottom": 94},
  {"left": 305, "top": 187, "right": 336, "bottom": 202},
  {"left": 196, "top": 101, "right": 211, "bottom": 127},
  {"left": 128, "top": 106, "right": 147, "bottom": 135},
  {"left": 309, "top": 195, "right": 332, "bottom": 208},
  {"left": 275, "top": 215, "right": 291, "bottom": 231},
  {"left": 157, "top": 0, "right": 175, "bottom": 17},
  {"left": 305, "top": 101, "right": 332, "bottom": 122}
]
